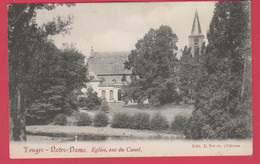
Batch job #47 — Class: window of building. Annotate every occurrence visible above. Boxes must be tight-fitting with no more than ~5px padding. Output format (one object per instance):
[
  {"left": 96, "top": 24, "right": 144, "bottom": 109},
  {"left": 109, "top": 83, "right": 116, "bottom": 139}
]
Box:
[
  {"left": 194, "top": 36, "right": 199, "bottom": 42},
  {"left": 102, "top": 90, "right": 106, "bottom": 99},
  {"left": 110, "top": 90, "right": 114, "bottom": 100},
  {"left": 118, "top": 90, "right": 122, "bottom": 101},
  {"left": 194, "top": 46, "right": 200, "bottom": 57}
]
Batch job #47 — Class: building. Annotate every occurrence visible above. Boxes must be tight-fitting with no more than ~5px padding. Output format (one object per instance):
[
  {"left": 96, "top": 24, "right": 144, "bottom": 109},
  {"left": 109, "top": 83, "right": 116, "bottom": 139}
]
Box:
[
  {"left": 189, "top": 10, "right": 204, "bottom": 57},
  {"left": 82, "top": 48, "right": 131, "bottom": 102},
  {"left": 83, "top": 10, "right": 204, "bottom": 102}
]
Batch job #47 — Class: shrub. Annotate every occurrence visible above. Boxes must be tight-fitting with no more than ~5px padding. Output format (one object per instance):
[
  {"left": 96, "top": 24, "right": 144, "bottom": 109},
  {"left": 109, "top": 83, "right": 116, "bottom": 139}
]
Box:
[
  {"left": 131, "top": 113, "right": 150, "bottom": 130},
  {"left": 94, "top": 112, "right": 109, "bottom": 127},
  {"left": 215, "top": 115, "right": 250, "bottom": 139},
  {"left": 150, "top": 113, "right": 169, "bottom": 131},
  {"left": 77, "top": 113, "right": 92, "bottom": 126},
  {"left": 201, "top": 125, "right": 216, "bottom": 139},
  {"left": 53, "top": 113, "right": 67, "bottom": 126},
  {"left": 78, "top": 88, "right": 101, "bottom": 110},
  {"left": 171, "top": 115, "right": 187, "bottom": 133},
  {"left": 100, "top": 100, "right": 109, "bottom": 113},
  {"left": 111, "top": 113, "right": 133, "bottom": 129},
  {"left": 184, "top": 110, "right": 207, "bottom": 139},
  {"left": 26, "top": 102, "right": 62, "bottom": 125}
]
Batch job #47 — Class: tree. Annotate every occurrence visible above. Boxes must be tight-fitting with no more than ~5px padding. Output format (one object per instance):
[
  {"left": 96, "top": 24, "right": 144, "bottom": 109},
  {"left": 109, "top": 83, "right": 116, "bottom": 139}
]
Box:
[
  {"left": 178, "top": 46, "right": 194, "bottom": 102},
  {"left": 78, "top": 88, "right": 102, "bottom": 110},
  {"left": 185, "top": 1, "right": 251, "bottom": 139},
  {"left": 24, "top": 42, "right": 88, "bottom": 124},
  {"left": 178, "top": 43, "right": 206, "bottom": 103},
  {"left": 8, "top": 4, "right": 74, "bottom": 141},
  {"left": 124, "top": 25, "right": 179, "bottom": 106}
]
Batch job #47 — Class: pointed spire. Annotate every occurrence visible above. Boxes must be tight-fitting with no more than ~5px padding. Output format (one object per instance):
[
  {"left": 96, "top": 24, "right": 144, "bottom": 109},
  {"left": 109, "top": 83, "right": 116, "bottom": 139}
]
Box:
[{"left": 191, "top": 9, "right": 202, "bottom": 35}]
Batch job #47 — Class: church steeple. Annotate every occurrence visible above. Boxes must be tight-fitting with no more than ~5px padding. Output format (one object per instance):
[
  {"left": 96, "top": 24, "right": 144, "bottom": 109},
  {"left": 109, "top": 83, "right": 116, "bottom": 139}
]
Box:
[
  {"left": 189, "top": 10, "right": 204, "bottom": 57},
  {"left": 191, "top": 10, "right": 202, "bottom": 35}
]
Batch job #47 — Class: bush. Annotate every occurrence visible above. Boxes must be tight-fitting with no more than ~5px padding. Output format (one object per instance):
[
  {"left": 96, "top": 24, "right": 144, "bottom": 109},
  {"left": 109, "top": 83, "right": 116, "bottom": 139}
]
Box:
[
  {"left": 150, "top": 113, "right": 169, "bottom": 131},
  {"left": 184, "top": 110, "right": 207, "bottom": 139},
  {"left": 201, "top": 125, "right": 216, "bottom": 139},
  {"left": 26, "top": 102, "right": 63, "bottom": 125},
  {"left": 94, "top": 112, "right": 109, "bottom": 127},
  {"left": 53, "top": 113, "right": 67, "bottom": 126},
  {"left": 215, "top": 115, "right": 249, "bottom": 139},
  {"left": 111, "top": 113, "right": 133, "bottom": 129},
  {"left": 171, "top": 115, "right": 187, "bottom": 133},
  {"left": 78, "top": 88, "right": 101, "bottom": 110},
  {"left": 100, "top": 100, "right": 109, "bottom": 113},
  {"left": 131, "top": 113, "right": 150, "bottom": 130},
  {"left": 77, "top": 113, "right": 92, "bottom": 126}
]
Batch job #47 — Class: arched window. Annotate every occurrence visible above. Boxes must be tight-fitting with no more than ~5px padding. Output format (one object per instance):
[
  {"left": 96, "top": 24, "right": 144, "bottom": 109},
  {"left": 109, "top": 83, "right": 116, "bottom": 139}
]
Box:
[
  {"left": 102, "top": 90, "right": 106, "bottom": 99},
  {"left": 194, "top": 46, "right": 200, "bottom": 56},
  {"left": 118, "top": 90, "right": 122, "bottom": 101},
  {"left": 110, "top": 90, "right": 114, "bottom": 100}
]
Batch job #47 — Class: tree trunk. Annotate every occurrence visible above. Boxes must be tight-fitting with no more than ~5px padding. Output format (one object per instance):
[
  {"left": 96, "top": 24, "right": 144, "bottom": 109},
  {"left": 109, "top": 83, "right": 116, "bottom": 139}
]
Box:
[
  {"left": 241, "top": 52, "right": 252, "bottom": 101},
  {"left": 10, "top": 86, "right": 26, "bottom": 141}
]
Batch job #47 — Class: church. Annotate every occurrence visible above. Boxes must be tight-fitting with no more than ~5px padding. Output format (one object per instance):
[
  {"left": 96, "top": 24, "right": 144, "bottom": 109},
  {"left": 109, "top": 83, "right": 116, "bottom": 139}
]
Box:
[
  {"left": 83, "top": 50, "right": 131, "bottom": 102},
  {"left": 83, "top": 10, "right": 204, "bottom": 102}
]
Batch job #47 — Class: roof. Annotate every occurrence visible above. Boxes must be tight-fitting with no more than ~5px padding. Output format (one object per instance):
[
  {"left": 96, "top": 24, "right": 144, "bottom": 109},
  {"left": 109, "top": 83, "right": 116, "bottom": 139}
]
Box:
[
  {"left": 88, "top": 71, "right": 103, "bottom": 82},
  {"left": 190, "top": 10, "right": 202, "bottom": 36},
  {"left": 88, "top": 51, "right": 132, "bottom": 75}
]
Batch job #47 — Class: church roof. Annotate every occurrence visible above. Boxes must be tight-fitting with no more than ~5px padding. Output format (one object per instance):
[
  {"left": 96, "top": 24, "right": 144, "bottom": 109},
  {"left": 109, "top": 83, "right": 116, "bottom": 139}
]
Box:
[
  {"left": 88, "top": 51, "right": 132, "bottom": 75},
  {"left": 190, "top": 10, "right": 202, "bottom": 36},
  {"left": 88, "top": 71, "right": 103, "bottom": 82}
]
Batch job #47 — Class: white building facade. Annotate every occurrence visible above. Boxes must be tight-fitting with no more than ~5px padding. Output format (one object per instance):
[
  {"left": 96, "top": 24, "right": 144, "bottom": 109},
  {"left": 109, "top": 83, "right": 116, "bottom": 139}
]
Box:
[{"left": 82, "top": 50, "right": 131, "bottom": 102}]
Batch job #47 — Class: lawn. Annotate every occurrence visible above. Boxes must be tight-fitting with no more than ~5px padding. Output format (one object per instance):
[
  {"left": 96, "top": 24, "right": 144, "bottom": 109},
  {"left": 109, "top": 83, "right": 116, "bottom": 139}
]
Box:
[
  {"left": 77, "top": 102, "right": 194, "bottom": 123},
  {"left": 26, "top": 102, "right": 194, "bottom": 141}
]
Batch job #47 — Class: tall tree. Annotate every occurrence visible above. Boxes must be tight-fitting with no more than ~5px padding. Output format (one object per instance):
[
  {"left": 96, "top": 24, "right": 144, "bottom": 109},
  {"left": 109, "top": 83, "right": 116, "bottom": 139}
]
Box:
[
  {"left": 178, "top": 43, "right": 206, "bottom": 103},
  {"left": 124, "top": 25, "right": 178, "bottom": 106},
  {"left": 185, "top": 1, "right": 251, "bottom": 139},
  {"left": 25, "top": 43, "right": 88, "bottom": 125},
  {"left": 8, "top": 4, "right": 74, "bottom": 141}
]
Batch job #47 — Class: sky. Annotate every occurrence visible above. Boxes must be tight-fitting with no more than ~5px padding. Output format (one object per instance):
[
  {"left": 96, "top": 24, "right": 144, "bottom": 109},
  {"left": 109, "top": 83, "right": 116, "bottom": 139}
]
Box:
[{"left": 36, "top": 2, "right": 216, "bottom": 58}]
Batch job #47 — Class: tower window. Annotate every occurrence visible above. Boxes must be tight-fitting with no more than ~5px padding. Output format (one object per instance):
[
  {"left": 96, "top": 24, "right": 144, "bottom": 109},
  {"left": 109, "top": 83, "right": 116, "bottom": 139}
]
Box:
[
  {"left": 194, "top": 37, "right": 199, "bottom": 42},
  {"left": 194, "top": 46, "right": 200, "bottom": 56}
]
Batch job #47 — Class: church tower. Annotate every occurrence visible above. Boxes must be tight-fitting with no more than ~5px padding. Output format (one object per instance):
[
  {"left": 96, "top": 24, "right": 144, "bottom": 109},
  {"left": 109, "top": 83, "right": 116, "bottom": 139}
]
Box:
[{"left": 189, "top": 10, "right": 204, "bottom": 57}]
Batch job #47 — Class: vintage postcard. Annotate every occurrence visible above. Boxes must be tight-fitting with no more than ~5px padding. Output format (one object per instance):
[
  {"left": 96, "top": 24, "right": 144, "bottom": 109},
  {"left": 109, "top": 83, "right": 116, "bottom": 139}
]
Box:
[{"left": 8, "top": 1, "right": 252, "bottom": 158}]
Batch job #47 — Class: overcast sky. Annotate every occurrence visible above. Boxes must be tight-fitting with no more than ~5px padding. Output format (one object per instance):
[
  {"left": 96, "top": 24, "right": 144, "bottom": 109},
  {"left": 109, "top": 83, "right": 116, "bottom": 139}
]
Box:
[{"left": 36, "top": 2, "right": 216, "bottom": 58}]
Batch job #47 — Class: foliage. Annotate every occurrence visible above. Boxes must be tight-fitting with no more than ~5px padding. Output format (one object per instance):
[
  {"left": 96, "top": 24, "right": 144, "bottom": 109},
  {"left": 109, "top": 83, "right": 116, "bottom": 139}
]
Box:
[
  {"left": 171, "top": 115, "right": 187, "bottom": 133},
  {"left": 131, "top": 113, "right": 150, "bottom": 130},
  {"left": 111, "top": 113, "right": 133, "bottom": 129},
  {"left": 8, "top": 4, "right": 77, "bottom": 140},
  {"left": 123, "top": 25, "right": 179, "bottom": 106},
  {"left": 24, "top": 43, "right": 87, "bottom": 124},
  {"left": 26, "top": 102, "right": 58, "bottom": 125},
  {"left": 78, "top": 88, "right": 102, "bottom": 110},
  {"left": 178, "top": 44, "right": 206, "bottom": 103},
  {"left": 185, "top": 1, "right": 251, "bottom": 139},
  {"left": 150, "top": 113, "right": 169, "bottom": 131},
  {"left": 76, "top": 113, "right": 92, "bottom": 126},
  {"left": 100, "top": 100, "right": 109, "bottom": 113},
  {"left": 53, "top": 113, "right": 68, "bottom": 126},
  {"left": 93, "top": 112, "right": 109, "bottom": 127}
]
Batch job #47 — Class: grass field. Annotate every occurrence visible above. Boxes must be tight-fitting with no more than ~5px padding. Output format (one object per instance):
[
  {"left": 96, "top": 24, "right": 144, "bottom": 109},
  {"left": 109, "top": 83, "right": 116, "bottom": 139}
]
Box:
[
  {"left": 76, "top": 102, "right": 194, "bottom": 123},
  {"left": 26, "top": 102, "right": 194, "bottom": 141}
]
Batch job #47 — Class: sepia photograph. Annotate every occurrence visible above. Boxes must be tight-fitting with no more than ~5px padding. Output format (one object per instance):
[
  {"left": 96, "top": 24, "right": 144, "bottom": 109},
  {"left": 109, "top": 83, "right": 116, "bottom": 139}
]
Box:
[{"left": 8, "top": 1, "right": 252, "bottom": 158}]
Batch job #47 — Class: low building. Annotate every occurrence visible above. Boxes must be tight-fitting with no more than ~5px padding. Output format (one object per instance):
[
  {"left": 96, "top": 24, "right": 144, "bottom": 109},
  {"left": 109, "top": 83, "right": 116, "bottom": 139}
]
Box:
[{"left": 82, "top": 49, "right": 131, "bottom": 102}]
